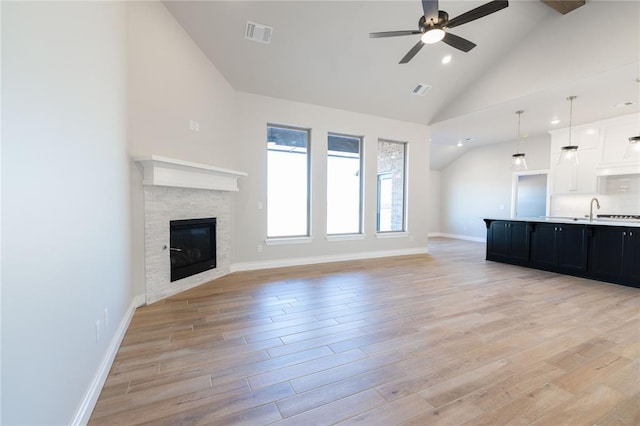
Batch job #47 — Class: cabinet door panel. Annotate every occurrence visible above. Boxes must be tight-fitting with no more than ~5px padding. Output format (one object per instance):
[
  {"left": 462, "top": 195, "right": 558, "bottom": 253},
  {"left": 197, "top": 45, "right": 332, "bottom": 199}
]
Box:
[
  {"left": 551, "top": 149, "right": 598, "bottom": 194},
  {"left": 509, "top": 222, "right": 530, "bottom": 262},
  {"left": 601, "top": 122, "right": 638, "bottom": 164},
  {"left": 531, "top": 224, "right": 557, "bottom": 268},
  {"left": 488, "top": 221, "right": 509, "bottom": 259},
  {"left": 557, "top": 225, "right": 587, "bottom": 273},
  {"left": 625, "top": 230, "right": 640, "bottom": 286},
  {"left": 589, "top": 227, "right": 626, "bottom": 280}
]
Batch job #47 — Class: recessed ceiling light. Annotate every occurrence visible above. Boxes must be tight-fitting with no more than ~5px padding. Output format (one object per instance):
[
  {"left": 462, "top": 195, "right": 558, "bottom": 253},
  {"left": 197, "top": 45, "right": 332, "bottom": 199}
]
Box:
[
  {"left": 457, "top": 140, "right": 463, "bottom": 147},
  {"left": 442, "top": 54, "right": 452, "bottom": 64},
  {"left": 550, "top": 119, "right": 561, "bottom": 125}
]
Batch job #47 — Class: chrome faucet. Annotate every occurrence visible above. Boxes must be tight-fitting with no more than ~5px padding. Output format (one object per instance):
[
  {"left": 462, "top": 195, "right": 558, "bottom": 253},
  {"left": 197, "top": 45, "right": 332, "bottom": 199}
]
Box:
[{"left": 589, "top": 197, "right": 600, "bottom": 222}]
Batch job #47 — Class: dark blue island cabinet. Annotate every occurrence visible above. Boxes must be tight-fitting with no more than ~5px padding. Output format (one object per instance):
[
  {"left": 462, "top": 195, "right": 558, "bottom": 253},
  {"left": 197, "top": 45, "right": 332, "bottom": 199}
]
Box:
[
  {"left": 530, "top": 223, "right": 588, "bottom": 275},
  {"left": 485, "top": 220, "right": 530, "bottom": 265},
  {"left": 589, "top": 226, "right": 640, "bottom": 285},
  {"left": 483, "top": 218, "right": 639, "bottom": 289}
]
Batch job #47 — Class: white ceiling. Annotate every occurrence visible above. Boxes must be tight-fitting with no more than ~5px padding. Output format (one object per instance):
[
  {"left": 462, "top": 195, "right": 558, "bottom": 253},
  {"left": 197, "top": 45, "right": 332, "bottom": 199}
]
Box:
[{"left": 164, "top": 0, "right": 640, "bottom": 170}]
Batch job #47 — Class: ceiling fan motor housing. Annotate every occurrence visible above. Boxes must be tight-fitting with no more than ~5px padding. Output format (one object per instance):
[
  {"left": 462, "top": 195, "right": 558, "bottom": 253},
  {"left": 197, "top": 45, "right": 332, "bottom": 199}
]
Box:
[{"left": 419, "top": 10, "right": 449, "bottom": 31}]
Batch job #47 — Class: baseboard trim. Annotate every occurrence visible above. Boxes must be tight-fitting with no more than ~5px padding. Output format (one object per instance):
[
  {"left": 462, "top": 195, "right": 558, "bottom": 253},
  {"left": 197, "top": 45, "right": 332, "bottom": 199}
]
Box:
[
  {"left": 72, "top": 294, "right": 144, "bottom": 425},
  {"left": 430, "top": 232, "right": 486, "bottom": 243},
  {"left": 231, "top": 246, "right": 429, "bottom": 272}
]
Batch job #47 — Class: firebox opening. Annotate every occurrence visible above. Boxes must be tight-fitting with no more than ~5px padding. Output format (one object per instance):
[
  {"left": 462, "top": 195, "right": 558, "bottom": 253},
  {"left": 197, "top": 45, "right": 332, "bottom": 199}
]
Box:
[{"left": 170, "top": 217, "right": 216, "bottom": 282}]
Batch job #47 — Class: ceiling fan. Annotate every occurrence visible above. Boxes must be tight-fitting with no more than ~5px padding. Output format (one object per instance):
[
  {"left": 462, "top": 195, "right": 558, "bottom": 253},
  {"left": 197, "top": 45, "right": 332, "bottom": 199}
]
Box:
[{"left": 370, "top": 0, "right": 509, "bottom": 64}]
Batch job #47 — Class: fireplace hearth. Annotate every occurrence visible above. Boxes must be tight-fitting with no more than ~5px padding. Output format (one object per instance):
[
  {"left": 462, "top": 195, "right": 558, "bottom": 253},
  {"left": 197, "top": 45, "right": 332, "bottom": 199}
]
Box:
[{"left": 170, "top": 218, "right": 216, "bottom": 281}]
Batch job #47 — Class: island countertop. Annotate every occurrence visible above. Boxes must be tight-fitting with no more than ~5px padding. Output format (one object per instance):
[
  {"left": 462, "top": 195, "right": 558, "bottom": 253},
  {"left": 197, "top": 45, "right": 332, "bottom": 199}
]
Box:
[{"left": 484, "top": 217, "right": 640, "bottom": 228}]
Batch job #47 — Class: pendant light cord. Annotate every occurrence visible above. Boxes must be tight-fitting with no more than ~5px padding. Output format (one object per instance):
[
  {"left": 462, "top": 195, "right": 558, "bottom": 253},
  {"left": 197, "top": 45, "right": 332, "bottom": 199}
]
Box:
[
  {"left": 567, "top": 95, "right": 576, "bottom": 146},
  {"left": 515, "top": 110, "right": 523, "bottom": 153}
]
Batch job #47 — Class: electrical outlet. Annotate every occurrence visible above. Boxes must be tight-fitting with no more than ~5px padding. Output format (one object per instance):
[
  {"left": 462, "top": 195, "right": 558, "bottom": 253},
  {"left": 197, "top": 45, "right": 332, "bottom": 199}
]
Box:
[
  {"left": 103, "top": 308, "right": 108, "bottom": 329},
  {"left": 257, "top": 244, "right": 263, "bottom": 252},
  {"left": 95, "top": 320, "right": 101, "bottom": 343}
]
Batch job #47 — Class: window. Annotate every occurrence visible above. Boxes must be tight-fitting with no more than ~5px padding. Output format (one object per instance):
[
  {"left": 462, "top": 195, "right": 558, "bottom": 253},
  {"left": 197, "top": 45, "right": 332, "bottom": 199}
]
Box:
[
  {"left": 327, "top": 133, "right": 363, "bottom": 235},
  {"left": 267, "top": 124, "right": 310, "bottom": 238},
  {"left": 377, "top": 140, "right": 406, "bottom": 232}
]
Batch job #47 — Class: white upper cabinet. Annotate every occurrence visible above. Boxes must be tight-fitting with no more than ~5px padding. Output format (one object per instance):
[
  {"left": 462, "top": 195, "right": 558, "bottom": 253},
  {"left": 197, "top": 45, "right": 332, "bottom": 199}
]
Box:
[
  {"left": 551, "top": 149, "right": 599, "bottom": 194},
  {"left": 600, "top": 116, "right": 640, "bottom": 166},
  {"left": 550, "top": 126, "right": 600, "bottom": 153},
  {"left": 550, "top": 126, "right": 600, "bottom": 194},
  {"left": 549, "top": 113, "right": 640, "bottom": 195}
]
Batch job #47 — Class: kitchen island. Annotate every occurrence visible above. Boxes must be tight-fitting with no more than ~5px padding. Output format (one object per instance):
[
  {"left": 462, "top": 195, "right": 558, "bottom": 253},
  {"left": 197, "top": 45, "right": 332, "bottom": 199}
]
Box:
[{"left": 484, "top": 217, "right": 640, "bottom": 288}]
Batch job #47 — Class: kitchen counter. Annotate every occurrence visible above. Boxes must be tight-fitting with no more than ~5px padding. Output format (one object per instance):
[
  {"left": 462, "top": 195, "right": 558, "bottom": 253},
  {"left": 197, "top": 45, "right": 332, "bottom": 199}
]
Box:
[
  {"left": 484, "top": 216, "right": 640, "bottom": 228},
  {"left": 483, "top": 218, "right": 639, "bottom": 288}
]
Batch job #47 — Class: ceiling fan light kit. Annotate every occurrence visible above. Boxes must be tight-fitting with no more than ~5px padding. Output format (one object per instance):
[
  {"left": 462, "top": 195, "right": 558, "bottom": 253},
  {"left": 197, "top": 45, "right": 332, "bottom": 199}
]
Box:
[
  {"left": 369, "top": 0, "right": 509, "bottom": 64},
  {"left": 422, "top": 28, "right": 445, "bottom": 44}
]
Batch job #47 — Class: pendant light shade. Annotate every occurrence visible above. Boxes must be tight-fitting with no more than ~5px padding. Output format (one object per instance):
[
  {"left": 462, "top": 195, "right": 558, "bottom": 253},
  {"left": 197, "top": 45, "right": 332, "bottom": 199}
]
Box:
[
  {"left": 625, "top": 135, "right": 640, "bottom": 159},
  {"left": 558, "top": 96, "right": 579, "bottom": 166},
  {"left": 512, "top": 153, "right": 527, "bottom": 171},
  {"left": 511, "top": 110, "right": 527, "bottom": 171}
]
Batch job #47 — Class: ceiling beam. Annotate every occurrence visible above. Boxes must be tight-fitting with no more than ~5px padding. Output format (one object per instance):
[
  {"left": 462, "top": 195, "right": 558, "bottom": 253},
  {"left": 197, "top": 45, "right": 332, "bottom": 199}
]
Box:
[{"left": 541, "top": 0, "right": 586, "bottom": 15}]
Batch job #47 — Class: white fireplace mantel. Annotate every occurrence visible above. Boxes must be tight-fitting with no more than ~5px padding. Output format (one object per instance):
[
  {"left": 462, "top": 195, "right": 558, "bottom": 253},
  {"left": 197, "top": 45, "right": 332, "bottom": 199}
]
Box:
[{"left": 134, "top": 155, "right": 247, "bottom": 191}]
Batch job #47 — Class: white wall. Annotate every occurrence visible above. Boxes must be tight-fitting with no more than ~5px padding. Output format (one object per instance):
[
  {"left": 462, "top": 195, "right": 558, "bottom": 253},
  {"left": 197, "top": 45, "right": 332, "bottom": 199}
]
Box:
[
  {"left": 440, "top": 136, "right": 550, "bottom": 240},
  {"left": 1, "top": 2, "right": 131, "bottom": 424},
  {"left": 124, "top": 1, "right": 431, "bottom": 271},
  {"left": 428, "top": 171, "right": 441, "bottom": 234},
  {"left": 127, "top": 1, "right": 239, "bottom": 297},
  {"left": 233, "top": 92, "right": 431, "bottom": 266}
]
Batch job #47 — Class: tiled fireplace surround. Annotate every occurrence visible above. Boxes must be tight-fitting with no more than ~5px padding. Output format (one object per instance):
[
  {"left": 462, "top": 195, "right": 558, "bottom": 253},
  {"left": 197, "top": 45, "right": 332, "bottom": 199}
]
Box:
[{"left": 136, "top": 156, "right": 246, "bottom": 304}]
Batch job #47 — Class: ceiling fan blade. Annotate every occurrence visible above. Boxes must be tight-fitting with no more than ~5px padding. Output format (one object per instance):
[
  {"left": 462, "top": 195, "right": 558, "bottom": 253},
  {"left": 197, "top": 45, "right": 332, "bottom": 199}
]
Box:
[
  {"left": 422, "top": 0, "right": 439, "bottom": 22},
  {"left": 369, "top": 30, "right": 422, "bottom": 38},
  {"left": 446, "top": 0, "right": 509, "bottom": 29},
  {"left": 442, "top": 32, "right": 476, "bottom": 52},
  {"left": 399, "top": 40, "right": 425, "bottom": 64}
]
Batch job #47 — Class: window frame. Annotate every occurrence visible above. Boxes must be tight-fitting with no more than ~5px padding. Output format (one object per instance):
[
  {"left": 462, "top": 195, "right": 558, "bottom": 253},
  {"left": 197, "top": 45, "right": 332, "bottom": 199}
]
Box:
[
  {"left": 376, "top": 139, "right": 408, "bottom": 234},
  {"left": 266, "top": 123, "right": 312, "bottom": 240},
  {"left": 326, "top": 132, "right": 364, "bottom": 236}
]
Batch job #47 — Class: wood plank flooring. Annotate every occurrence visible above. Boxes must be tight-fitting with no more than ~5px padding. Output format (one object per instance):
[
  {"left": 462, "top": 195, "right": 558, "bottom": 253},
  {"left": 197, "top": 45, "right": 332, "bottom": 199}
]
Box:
[{"left": 89, "top": 237, "right": 640, "bottom": 425}]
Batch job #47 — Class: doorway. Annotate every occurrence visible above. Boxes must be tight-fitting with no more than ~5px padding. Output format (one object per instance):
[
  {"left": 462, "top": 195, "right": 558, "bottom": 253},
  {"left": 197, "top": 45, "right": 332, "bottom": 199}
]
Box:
[{"left": 512, "top": 171, "right": 550, "bottom": 218}]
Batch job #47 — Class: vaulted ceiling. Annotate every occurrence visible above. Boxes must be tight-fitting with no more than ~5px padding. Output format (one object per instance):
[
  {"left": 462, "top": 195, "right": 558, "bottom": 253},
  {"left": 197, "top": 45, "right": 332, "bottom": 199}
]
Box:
[{"left": 164, "top": 1, "right": 640, "bottom": 169}]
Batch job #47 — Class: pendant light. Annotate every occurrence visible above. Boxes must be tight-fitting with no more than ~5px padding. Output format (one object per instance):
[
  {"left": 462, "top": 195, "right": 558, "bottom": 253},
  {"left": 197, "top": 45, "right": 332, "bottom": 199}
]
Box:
[
  {"left": 558, "top": 96, "right": 579, "bottom": 166},
  {"left": 511, "top": 110, "right": 527, "bottom": 171},
  {"left": 625, "top": 79, "right": 640, "bottom": 158},
  {"left": 625, "top": 134, "right": 640, "bottom": 159}
]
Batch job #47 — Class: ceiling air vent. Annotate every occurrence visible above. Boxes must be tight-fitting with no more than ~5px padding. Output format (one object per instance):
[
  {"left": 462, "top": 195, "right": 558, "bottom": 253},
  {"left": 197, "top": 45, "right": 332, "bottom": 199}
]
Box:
[
  {"left": 610, "top": 101, "right": 635, "bottom": 109},
  {"left": 245, "top": 21, "right": 273, "bottom": 44},
  {"left": 411, "top": 83, "right": 432, "bottom": 96}
]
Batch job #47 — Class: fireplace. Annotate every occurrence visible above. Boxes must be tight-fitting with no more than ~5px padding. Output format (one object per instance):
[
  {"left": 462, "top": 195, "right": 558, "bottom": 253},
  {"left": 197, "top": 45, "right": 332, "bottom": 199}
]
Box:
[{"left": 170, "top": 217, "right": 216, "bottom": 282}]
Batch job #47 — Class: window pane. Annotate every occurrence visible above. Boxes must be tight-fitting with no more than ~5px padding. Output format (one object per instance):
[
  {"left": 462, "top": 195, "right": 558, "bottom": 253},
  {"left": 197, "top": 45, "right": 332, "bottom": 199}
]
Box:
[
  {"left": 377, "top": 140, "right": 406, "bottom": 232},
  {"left": 267, "top": 125, "right": 309, "bottom": 238},
  {"left": 327, "top": 134, "right": 362, "bottom": 235}
]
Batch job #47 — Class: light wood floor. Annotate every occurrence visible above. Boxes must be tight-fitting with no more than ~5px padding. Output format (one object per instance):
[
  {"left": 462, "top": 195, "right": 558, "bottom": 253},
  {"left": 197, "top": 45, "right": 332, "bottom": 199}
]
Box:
[{"left": 90, "top": 237, "right": 639, "bottom": 425}]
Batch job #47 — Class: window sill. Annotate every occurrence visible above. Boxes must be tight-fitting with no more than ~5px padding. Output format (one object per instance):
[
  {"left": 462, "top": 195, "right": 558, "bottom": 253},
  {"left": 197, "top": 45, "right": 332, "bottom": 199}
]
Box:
[
  {"left": 326, "top": 234, "right": 366, "bottom": 242},
  {"left": 375, "top": 232, "right": 409, "bottom": 239},
  {"left": 265, "top": 237, "right": 313, "bottom": 246}
]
